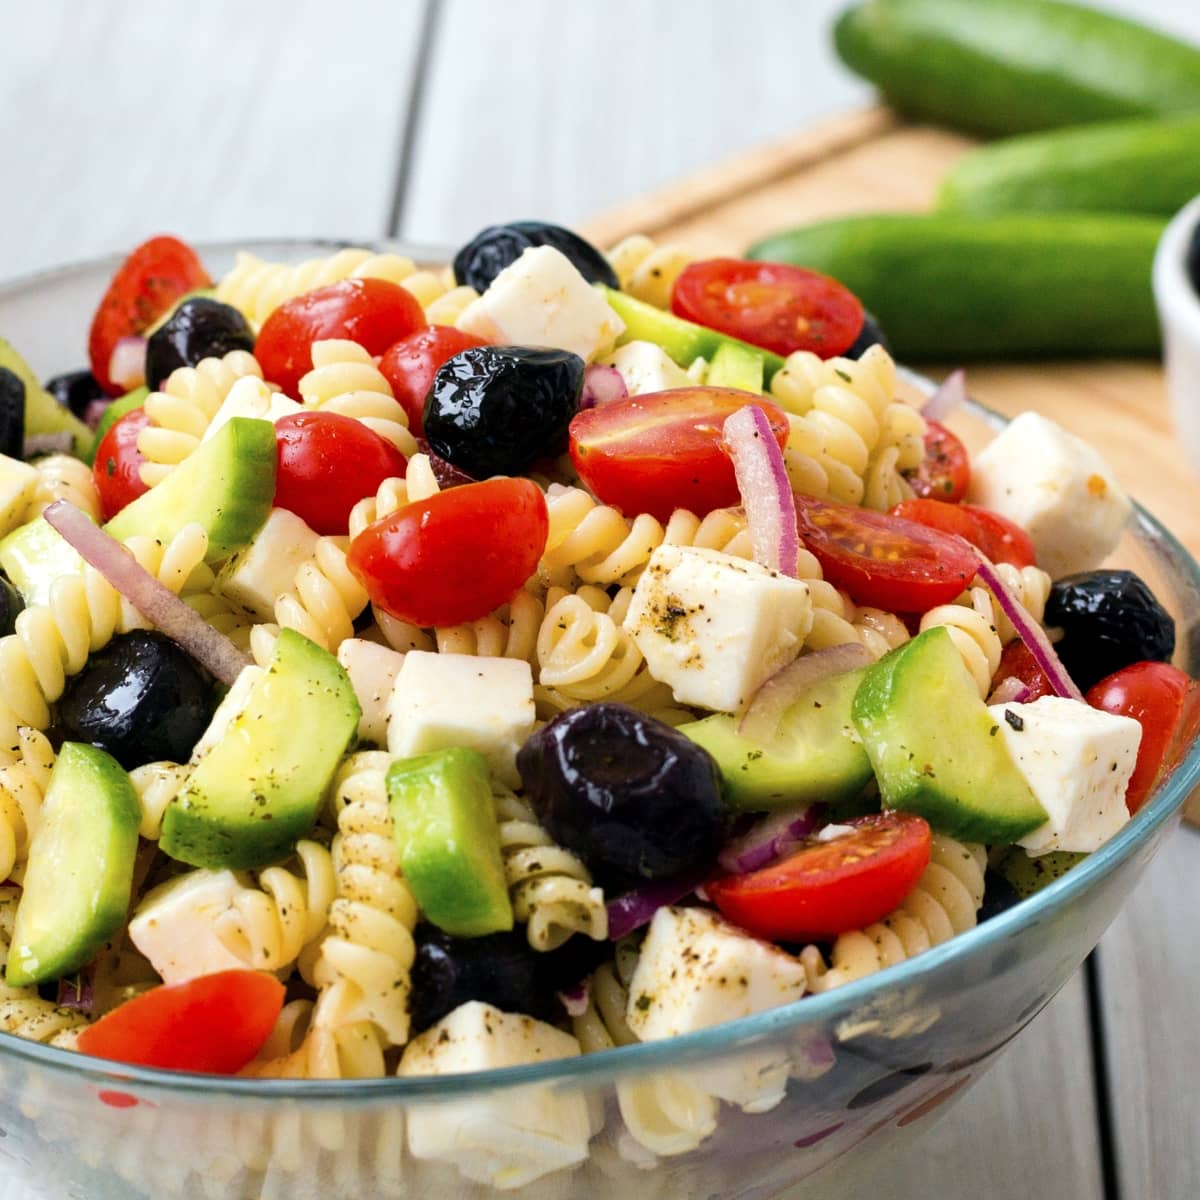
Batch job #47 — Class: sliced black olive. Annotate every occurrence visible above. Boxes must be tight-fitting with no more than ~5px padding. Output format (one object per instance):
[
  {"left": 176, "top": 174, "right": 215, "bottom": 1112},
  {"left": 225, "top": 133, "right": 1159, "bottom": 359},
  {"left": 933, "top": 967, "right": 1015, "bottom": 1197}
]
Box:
[
  {"left": 44, "top": 369, "right": 107, "bottom": 424},
  {"left": 1044, "top": 569, "right": 1174, "bottom": 692},
  {"left": 517, "top": 702, "right": 727, "bottom": 893},
  {"left": 0, "top": 575, "right": 23, "bottom": 638},
  {"left": 843, "top": 311, "right": 890, "bottom": 360},
  {"left": 0, "top": 368, "right": 25, "bottom": 460},
  {"left": 977, "top": 869, "right": 1021, "bottom": 923},
  {"left": 144, "top": 298, "right": 255, "bottom": 392},
  {"left": 453, "top": 221, "right": 618, "bottom": 293},
  {"left": 424, "top": 345, "right": 583, "bottom": 478},
  {"left": 57, "top": 630, "right": 216, "bottom": 770}
]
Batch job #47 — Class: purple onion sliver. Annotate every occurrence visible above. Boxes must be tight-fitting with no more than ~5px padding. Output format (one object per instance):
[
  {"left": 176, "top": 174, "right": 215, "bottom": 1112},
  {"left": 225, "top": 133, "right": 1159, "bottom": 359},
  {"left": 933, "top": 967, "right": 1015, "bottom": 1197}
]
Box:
[
  {"left": 579, "top": 363, "right": 628, "bottom": 410},
  {"left": 606, "top": 867, "right": 711, "bottom": 942},
  {"left": 717, "top": 803, "right": 825, "bottom": 875},
  {"left": 23, "top": 432, "right": 75, "bottom": 458},
  {"left": 920, "top": 368, "right": 967, "bottom": 423},
  {"left": 56, "top": 973, "right": 94, "bottom": 1013},
  {"left": 724, "top": 403, "right": 800, "bottom": 577},
  {"left": 108, "top": 336, "right": 147, "bottom": 392},
  {"left": 794, "top": 1121, "right": 845, "bottom": 1149},
  {"left": 83, "top": 397, "right": 113, "bottom": 431},
  {"left": 987, "top": 676, "right": 1031, "bottom": 706},
  {"left": 557, "top": 981, "right": 590, "bottom": 1018}
]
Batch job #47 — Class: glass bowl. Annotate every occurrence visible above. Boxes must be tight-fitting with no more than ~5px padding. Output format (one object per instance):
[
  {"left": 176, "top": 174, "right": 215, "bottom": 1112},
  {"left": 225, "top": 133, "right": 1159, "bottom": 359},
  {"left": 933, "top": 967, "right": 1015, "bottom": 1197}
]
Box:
[{"left": 1, "top": 241, "right": 1198, "bottom": 1200}]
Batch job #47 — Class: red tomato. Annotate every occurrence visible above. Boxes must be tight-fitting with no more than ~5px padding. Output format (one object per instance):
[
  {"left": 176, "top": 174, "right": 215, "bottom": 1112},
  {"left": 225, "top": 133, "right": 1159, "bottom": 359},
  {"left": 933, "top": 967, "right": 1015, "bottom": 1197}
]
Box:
[
  {"left": 1086, "top": 661, "right": 1200, "bottom": 814},
  {"left": 707, "top": 813, "right": 932, "bottom": 941},
  {"left": 569, "top": 388, "right": 789, "bottom": 522},
  {"left": 76, "top": 971, "right": 284, "bottom": 1074},
  {"left": 671, "top": 259, "right": 863, "bottom": 358},
  {"left": 992, "top": 641, "right": 1055, "bottom": 702},
  {"left": 904, "top": 421, "right": 970, "bottom": 503},
  {"left": 88, "top": 236, "right": 211, "bottom": 394},
  {"left": 891, "top": 498, "right": 1036, "bottom": 568},
  {"left": 379, "top": 325, "right": 488, "bottom": 437},
  {"left": 255, "top": 278, "right": 425, "bottom": 399},
  {"left": 93, "top": 408, "right": 152, "bottom": 520},
  {"left": 347, "top": 477, "right": 548, "bottom": 627},
  {"left": 274, "top": 412, "right": 408, "bottom": 535},
  {"left": 794, "top": 495, "right": 979, "bottom": 613}
]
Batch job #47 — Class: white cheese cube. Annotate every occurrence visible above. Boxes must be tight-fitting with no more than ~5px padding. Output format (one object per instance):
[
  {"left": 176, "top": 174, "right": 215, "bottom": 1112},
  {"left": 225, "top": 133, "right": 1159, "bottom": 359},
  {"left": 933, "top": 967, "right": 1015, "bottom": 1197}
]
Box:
[
  {"left": 216, "top": 508, "right": 320, "bottom": 620},
  {"left": 0, "top": 455, "right": 39, "bottom": 536},
  {"left": 128, "top": 870, "right": 252, "bottom": 984},
  {"left": 967, "top": 412, "right": 1131, "bottom": 578},
  {"left": 627, "top": 906, "right": 808, "bottom": 1112},
  {"left": 387, "top": 651, "right": 534, "bottom": 787},
  {"left": 337, "top": 637, "right": 405, "bottom": 746},
  {"left": 457, "top": 245, "right": 625, "bottom": 363},
  {"left": 399, "top": 1001, "right": 591, "bottom": 1189},
  {"left": 603, "top": 340, "right": 692, "bottom": 395},
  {"left": 202, "top": 375, "right": 302, "bottom": 443},
  {"left": 623, "top": 545, "right": 813, "bottom": 713},
  {"left": 989, "top": 696, "right": 1140, "bottom": 855}
]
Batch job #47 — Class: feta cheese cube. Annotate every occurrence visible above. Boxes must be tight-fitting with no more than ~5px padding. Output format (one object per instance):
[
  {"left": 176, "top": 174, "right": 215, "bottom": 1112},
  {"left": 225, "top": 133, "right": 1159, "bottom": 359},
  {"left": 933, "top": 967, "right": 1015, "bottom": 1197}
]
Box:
[
  {"left": 399, "top": 1001, "right": 591, "bottom": 1189},
  {"left": 202, "top": 375, "right": 302, "bottom": 443},
  {"left": 457, "top": 246, "right": 625, "bottom": 363},
  {"left": 216, "top": 508, "right": 320, "bottom": 620},
  {"left": 387, "top": 651, "right": 534, "bottom": 787},
  {"left": 989, "top": 696, "right": 1140, "bottom": 855},
  {"left": 603, "top": 341, "right": 691, "bottom": 395},
  {"left": 337, "top": 637, "right": 405, "bottom": 746},
  {"left": 623, "top": 545, "right": 813, "bottom": 713},
  {"left": 967, "top": 412, "right": 1131, "bottom": 578},
  {"left": 627, "top": 906, "right": 808, "bottom": 1112},
  {"left": 0, "top": 455, "right": 38, "bottom": 537}
]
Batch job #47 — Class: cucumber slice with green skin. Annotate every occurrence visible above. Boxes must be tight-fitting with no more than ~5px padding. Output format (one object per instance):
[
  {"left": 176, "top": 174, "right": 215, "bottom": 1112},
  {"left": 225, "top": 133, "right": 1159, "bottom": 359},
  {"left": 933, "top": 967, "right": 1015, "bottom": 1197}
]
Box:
[
  {"left": 0, "top": 337, "right": 93, "bottom": 458},
  {"left": 387, "top": 747, "right": 513, "bottom": 938},
  {"left": 160, "top": 629, "right": 360, "bottom": 870},
  {"left": 600, "top": 287, "right": 786, "bottom": 383},
  {"left": 851, "top": 627, "right": 1048, "bottom": 843},
  {"left": 7, "top": 742, "right": 140, "bottom": 987},
  {"left": 680, "top": 670, "right": 872, "bottom": 813},
  {"left": 103, "top": 415, "right": 276, "bottom": 561},
  {"left": 993, "top": 846, "right": 1088, "bottom": 899},
  {"left": 705, "top": 340, "right": 765, "bottom": 394},
  {"left": 88, "top": 386, "right": 148, "bottom": 465},
  {"left": 0, "top": 516, "right": 85, "bottom": 607}
]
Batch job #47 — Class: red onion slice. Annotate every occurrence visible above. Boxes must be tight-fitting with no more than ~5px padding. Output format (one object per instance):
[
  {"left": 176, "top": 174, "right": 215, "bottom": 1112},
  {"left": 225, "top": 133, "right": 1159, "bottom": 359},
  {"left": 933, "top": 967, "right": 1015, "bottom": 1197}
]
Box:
[
  {"left": 43, "top": 501, "right": 250, "bottom": 686},
  {"left": 920, "top": 368, "right": 967, "bottom": 423},
  {"left": 975, "top": 553, "right": 1084, "bottom": 702},
  {"left": 23, "top": 432, "right": 75, "bottom": 458},
  {"left": 557, "top": 981, "right": 590, "bottom": 1018},
  {"left": 579, "top": 364, "right": 628, "bottom": 410},
  {"left": 724, "top": 404, "right": 800, "bottom": 577},
  {"left": 717, "top": 803, "right": 825, "bottom": 875},
  {"left": 108, "top": 336, "right": 147, "bottom": 392},
  {"left": 739, "top": 643, "right": 871, "bottom": 743},
  {"left": 987, "top": 676, "right": 1032, "bottom": 706},
  {"left": 606, "top": 867, "right": 709, "bottom": 942},
  {"left": 56, "top": 972, "right": 94, "bottom": 1012}
]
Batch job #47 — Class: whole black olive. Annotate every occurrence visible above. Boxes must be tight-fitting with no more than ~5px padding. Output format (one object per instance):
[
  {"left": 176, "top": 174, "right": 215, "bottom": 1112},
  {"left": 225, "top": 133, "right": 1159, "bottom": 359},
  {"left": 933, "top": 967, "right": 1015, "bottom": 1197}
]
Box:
[
  {"left": 0, "top": 367, "right": 25, "bottom": 459},
  {"left": 977, "top": 869, "right": 1021, "bottom": 923},
  {"left": 58, "top": 630, "right": 216, "bottom": 769},
  {"left": 453, "top": 221, "right": 618, "bottom": 293},
  {"left": 0, "top": 575, "right": 23, "bottom": 638},
  {"left": 843, "top": 311, "right": 890, "bottom": 360},
  {"left": 144, "top": 298, "right": 255, "bottom": 392},
  {"left": 44, "top": 369, "right": 106, "bottom": 424},
  {"left": 1044, "top": 569, "right": 1174, "bottom": 692},
  {"left": 517, "top": 702, "right": 727, "bottom": 893},
  {"left": 424, "top": 345, "right": 583, "bottom": 478},
  {"left": 1187, "top": 219, "right": 1200, "bottom": 298}
]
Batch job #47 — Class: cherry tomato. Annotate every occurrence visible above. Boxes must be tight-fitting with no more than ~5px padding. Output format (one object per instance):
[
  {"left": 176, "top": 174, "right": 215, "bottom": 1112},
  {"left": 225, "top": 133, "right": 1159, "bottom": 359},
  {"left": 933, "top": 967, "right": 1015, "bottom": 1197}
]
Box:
[
  {"left": 671, "top": 258, "right": 863, "bottom": 358},
  {"left": 347, "top": 477, "right": 548, "bottom": 627},
  {"left": 569, "top": 387, "right": 789, "bottom": 522},
  {"left": 891, "top": 498, "right": 1036, "bottom": 568},
  {"left": 1086, "top": 661, "right": 1200, "bottom": 814},
  {"left": 904, "top": 420, "right": 970, "bottom": 503},
  {"left": 76, "top": 970, "right": 284, "bottom": 1074},
  {"left": 274, "top": 412, "right": 408, "bottom": 535},
  {"left": 794, "top": 495, "right": 979, "bottom": 613},
  {"left": 379, "top": 325, "right": 488, "bottom": 437},
  {"left": 88, "top": 235, "right": 211, "bottom": 395},
  {"left": 707, "top": 813, "right": 932, "bottom": 941},
  {"left": 255, "top": 278, "right": 425, "bottom": 399},
  {"left": 93, "top": 407, "right": 152, "bottom": 520},
  {"left": 992, "top": 641, "right": 1055, "bottom": 702}
]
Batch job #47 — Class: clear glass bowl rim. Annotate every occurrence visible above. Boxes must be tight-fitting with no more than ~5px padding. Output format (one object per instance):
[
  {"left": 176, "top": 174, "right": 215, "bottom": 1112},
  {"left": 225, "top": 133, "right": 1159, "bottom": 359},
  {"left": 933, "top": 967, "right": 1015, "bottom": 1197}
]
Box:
[{"left": 1, "top": 236, "right": 1197, "bottom": 1104}]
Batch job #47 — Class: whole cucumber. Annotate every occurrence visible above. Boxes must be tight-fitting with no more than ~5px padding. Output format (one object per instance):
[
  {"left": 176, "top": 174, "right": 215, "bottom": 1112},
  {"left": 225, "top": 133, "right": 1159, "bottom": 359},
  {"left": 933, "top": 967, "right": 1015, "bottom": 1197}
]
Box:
[
  {"left": 835, "top": 0, "right": 1200, "bottom": 137},
  {"left": 938, "top": 115, "right": 1200, "bottom": 216},
  {"left": 747, "top": 214, "right": 1165, "bottom": 359}
]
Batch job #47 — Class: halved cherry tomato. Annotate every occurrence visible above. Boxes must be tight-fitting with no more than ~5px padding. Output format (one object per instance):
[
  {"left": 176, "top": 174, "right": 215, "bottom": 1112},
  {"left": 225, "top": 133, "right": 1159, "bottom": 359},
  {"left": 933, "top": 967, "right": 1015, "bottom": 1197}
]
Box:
[
  {"left": 1086, "top": 661, "right": 1200, "bottom": 814},
  {"left": 255, "top": 278, "right": 425, "bottom": 399},
  {"left": 379, "top": 325, "right": 488, "bottom": 437},
  {"left": 274, "top": 412, "right": 408, "bottom": 535},
  {"left": 569, "top": 388, "right": 789, "bottom": 521},
  {"left": 76, "top": 970, "right": 284, "bottom": 1074},
  {"left": 93, "top": 407, "right": 152, "bottom": 520},
  {"left": 671, "top": 259, "right": 863, "bottom": 358},
  {"left": 891, "top": 498, "right": 1036, "bottom": 568},
  {"left": 992, "top": 641, "right": 1055, "bottom": 703},
  {"left": 904, "top": 420, "right": 970, "bottom": 503},
  {"left": 794, "top": 495, "right": 979, "bottom": 613},
  {"left": 347, "top": 477, "right": 548, "bottom": 627},
  {"left": 707, "top": 813, "right": 932, "bottom": 941},
  {"left": 88, "top": 235, "right": 211, "bottom": 394}
]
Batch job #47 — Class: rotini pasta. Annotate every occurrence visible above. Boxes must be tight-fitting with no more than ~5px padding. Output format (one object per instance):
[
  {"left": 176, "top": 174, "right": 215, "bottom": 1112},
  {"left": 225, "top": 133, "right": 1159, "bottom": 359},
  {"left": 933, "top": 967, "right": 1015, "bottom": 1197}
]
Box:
[
  {"left": 23, "top": 453, "right": 102, "bottom": 523},
  {"left": 436, "top": 589, "right": 543, "bottom": 663},
  {"left": 606, "top": 234, "right": 694, "bottom": 309},
  {"left": 0, "top": 728, "right": 56, "bottom": 884}
]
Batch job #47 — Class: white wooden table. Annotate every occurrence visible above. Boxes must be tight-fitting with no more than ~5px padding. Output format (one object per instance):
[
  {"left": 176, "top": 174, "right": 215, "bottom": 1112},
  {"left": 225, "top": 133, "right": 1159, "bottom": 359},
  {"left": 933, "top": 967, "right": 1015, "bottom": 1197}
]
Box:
[{"left": 2, "top": 2, "right": 1199, "bottom": 1197}]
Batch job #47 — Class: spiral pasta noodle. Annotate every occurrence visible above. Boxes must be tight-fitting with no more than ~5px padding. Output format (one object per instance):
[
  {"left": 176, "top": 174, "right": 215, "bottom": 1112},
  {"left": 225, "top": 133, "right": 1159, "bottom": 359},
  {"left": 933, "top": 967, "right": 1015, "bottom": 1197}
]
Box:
[
  {"left": 919, "top": 587, "right": 1004, "bottom": 698},
  {"left": 23, "top": 453, "right": 102, "bottom": 523},
  {"left": 436, "top": 589, "right": 544, "bottom": 663},
  {"left": 606, "top": 234, "right": 694, "bottom": 309},
  {"left": 0, "top": 728, "right": 56, "bottom": 884}
]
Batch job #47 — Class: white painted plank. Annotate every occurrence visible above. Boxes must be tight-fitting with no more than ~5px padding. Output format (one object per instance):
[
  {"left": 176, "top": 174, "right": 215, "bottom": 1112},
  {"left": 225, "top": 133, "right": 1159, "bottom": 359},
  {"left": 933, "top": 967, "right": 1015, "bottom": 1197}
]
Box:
[{"left": 0, "top": 0, "right": 428, "bottom": 279}]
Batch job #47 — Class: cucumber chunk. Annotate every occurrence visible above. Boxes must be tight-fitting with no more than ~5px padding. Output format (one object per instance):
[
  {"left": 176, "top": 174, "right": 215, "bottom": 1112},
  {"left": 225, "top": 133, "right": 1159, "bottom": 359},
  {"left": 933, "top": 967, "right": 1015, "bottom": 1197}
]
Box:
[
  {"left": 0, "top": 516, "right": 85, "bottom": 607},
  {"left": 0, "top": 337, "right": 92, "bottom": 458},
  {"left": 706, "top": 340, "right": 765, "bottom": 393}
]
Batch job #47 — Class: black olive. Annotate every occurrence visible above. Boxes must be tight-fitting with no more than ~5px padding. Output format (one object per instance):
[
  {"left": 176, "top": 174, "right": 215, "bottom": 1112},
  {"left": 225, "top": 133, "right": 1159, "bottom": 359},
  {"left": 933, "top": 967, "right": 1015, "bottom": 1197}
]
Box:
[
  {"left": 1044, "top": 569, "right": 1174, "bottom": 692},
  {"left": 144, "top": 298, "right": 255, "bottom": 392},
  {"left": 409, "top": 926, "right": 607, "bottom": 1034},
  {"left": 44, "top": 369, "right": 107, "bottom": 424},
  {"left": 0, "top": 575, "right": 23, "bottom": 637},
  {"left": 58, "top": 630, "right": 216, "bottom": 769},
  {"left": 453, "top": 221, "right": 618, "bottom": 293},
  {"left": 843, "top": 311, "right": 890, "bottom": 360},
  {"left": 0, "top": 368, "right": 25, "bottom": 460},
  {"left": 424, "top": 345, "right": 583, "bottom": 478},
  {"left": 1188, "top": 219, "right": 1200, "bottom": 298},
  {"left": 977, "top": 869, "right": 1021, "bottom": 923},
  {"left": 517, "top": 702, "right": 727, "bottom": 893}
]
